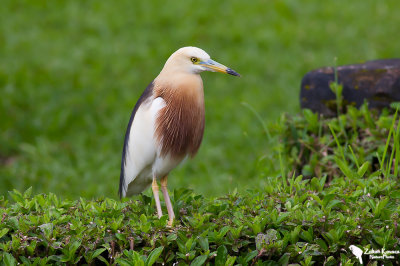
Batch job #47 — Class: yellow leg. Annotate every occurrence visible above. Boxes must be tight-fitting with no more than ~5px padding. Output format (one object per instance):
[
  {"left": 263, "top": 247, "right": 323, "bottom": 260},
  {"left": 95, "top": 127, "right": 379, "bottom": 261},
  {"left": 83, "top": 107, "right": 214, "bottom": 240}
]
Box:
[
  {"left": 152, "top": 178, "right": 162, "bottom": 218},
  {"left": 161, "top": 176, "right": 175, "bottom": 226}
]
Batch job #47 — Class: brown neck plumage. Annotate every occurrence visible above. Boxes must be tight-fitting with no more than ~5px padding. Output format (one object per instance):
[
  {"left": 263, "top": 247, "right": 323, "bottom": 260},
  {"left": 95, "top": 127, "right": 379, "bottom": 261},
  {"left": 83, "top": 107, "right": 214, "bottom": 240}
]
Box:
[{"left": 154, "top": 74, "right": 205, "bottom": 159}]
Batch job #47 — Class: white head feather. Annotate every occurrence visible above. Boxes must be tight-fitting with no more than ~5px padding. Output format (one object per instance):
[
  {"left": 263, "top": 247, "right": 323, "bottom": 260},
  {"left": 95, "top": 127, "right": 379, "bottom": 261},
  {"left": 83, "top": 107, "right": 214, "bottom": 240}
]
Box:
[{"left": 161, "top": 46, "right": 212, "bottom": 75}]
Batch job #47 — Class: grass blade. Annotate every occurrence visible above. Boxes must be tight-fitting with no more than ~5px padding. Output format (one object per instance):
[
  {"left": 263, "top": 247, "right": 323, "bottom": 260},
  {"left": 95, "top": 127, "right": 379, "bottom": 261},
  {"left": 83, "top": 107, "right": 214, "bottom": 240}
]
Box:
[
  {"left": 348, "top": 145, "right": 360, "bottom": 169},
  {"left": 241, "top": 102, "right": 271, "bottom": 140},
  {"left": 329, "top": 124, "right": 345, "bottom": 161},
  {"left": 381, "top": 109, "right": 398, "bottom": 178}
]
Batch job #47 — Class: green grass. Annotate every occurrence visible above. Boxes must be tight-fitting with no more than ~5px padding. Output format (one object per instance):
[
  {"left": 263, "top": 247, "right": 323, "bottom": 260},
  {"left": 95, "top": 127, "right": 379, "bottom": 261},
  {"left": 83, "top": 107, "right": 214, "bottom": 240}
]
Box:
[
  {"left": 1, "top": 108, "right": 400, "bottom": 265},
  {"left": 1, "top": 0, "right": 400, "bottom": 199}
]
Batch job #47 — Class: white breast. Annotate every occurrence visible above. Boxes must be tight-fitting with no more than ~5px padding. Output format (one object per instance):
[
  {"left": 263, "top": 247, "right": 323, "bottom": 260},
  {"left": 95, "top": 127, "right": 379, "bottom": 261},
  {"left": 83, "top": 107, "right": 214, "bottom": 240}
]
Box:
[{"left": 122, "top": 96, "right": 184, "bottom": 197}]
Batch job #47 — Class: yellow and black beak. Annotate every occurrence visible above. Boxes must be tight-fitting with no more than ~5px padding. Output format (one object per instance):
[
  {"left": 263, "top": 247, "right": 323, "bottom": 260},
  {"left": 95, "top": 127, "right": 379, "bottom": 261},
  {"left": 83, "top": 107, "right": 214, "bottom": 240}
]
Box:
[{"left": 199, "top": 59, "right": 241, "bottom": 77}]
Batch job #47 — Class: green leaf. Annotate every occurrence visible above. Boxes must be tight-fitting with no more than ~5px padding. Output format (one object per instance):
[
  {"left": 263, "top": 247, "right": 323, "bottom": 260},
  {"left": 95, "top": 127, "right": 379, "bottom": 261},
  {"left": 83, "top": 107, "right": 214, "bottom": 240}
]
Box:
[
  {"left": 19, "top": 256, "right": 31, "bottom": 265},
  {"left": 140, "top": 214, "right": 147, "bottom": 223},
  {"left": 3, "top": 252, "right": 17, "bottom": 266},
  {"left": 276, "top": 212, "right": 290, "bottom": 224},
  {"left": 309, "top": 177, "right": 320, "bottom": 192},
  {"left": 334, "top": 157, "right": 357, "bottom": 179},
  {"left": 290, "top": 226, "right": 301, "bottom": 244},
  {"left": 218, "top": 226, "right": 230, "bottom": 238},
  {"left": 184, "top": 237, "right": 195, "bottom": 253},
  {"left": 225, "top": 256, "right": 236, "bottom": 266},
  {"left": 0, "top": 228, "right": 9, "bottom": 239},
  {"left": 357, "top": 161, "right": 370, "bottom": 177},
  {"left": 167, "top": 233, "right": 177, "bottom": 241},
  {"left": 69, "top": 240, "right": 81, "bottom": 256},
  {"left": 244, "top": 250, "right": 258, "bottom": 263},
  {"left": 373, "top": 197, "right": 389, "bottom": 217},
  {"left": 190, "top": 255, "right": 208, "bottom": 266},
  {"left": 8, "top": 190, "right": 24, "bottom": 204},
  {"left": 300, "top": 228, "right": 313, "bottom": 242},
  {"left": 198, "top": 237, "right": 209, "bottom": 252},
  {"left": 390, "top": 102, "right": 400, "bottom": 110},
  {"left": 322, "top": 194, "right": 335, "bottom": 208},
  {"left": 97, "top": 255, "right": 110, "bottom": 266},
  {"left": 115, "top": 258, "right": 132, "bottom": 266},
  {"left": 310, "top": 194, "right": 322, "bottom": 206},
  {"left": 324, "top": 256, "right": 337, "bottom": 266},
  {"left": 38, "top": 223, "right": 53, "bottom": 239},
  {"left": 133, "top": 251, "right": 145, "bottom": 265},
  {"left": 23, "top": 187, "right": 33, "bottom": 199},
  {"left": 315, "top": 238, "right": 328, "bottom": 252},
  {"left": 145, "top": 246, "right": 163, "bottom": 266},
  {"left": 92, "top": 248, "right": 106, "bottom": 259},
  {"left": 215, "top": 245, "right": 227, "bottom": 266},
  {"left": 390, "top": 190, "right": 400, "bottom": 199},
  {"left": 48, "top": 255, "right": 62, "bottom": 263},
  {"left": 278, "top": 253, "right": 290, "bottom": 265},
  {"left": 326, "top": 199, "right": 342, "bottom": 210}
]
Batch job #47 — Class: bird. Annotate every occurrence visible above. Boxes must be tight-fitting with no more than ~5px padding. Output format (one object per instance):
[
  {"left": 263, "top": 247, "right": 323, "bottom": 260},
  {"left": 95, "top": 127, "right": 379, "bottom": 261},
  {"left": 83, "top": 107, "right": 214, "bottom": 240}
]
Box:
[
  {"left": 349, "top": 245, "right": 363, "bottom": 264},
  {"left": 118, "top": 47, "right": 240, "bottom": 225}
]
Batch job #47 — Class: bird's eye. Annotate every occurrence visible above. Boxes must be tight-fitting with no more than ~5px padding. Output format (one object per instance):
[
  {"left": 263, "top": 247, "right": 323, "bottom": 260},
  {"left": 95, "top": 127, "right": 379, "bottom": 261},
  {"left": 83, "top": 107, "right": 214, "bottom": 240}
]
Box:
[{"left": 191, "top": 57, "right": 198, "bottom": 63}]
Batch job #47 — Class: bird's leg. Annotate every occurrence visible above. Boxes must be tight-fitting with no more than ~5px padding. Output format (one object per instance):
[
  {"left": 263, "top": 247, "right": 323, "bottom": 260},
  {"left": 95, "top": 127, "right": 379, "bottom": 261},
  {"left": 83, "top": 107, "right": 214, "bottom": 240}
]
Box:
[
  {"left": 161, "top": 176, "right": 175, "bottom": 226},
  {"left": 151, "top": 178, "right": 162, "bottom": 218}
]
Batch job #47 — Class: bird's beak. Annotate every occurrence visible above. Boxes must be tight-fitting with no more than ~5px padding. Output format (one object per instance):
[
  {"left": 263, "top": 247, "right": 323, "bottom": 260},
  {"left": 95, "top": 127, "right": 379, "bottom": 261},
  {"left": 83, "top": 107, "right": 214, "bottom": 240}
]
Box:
[{"left": 199, "top": 59, "right": 241, "bottom": 77}]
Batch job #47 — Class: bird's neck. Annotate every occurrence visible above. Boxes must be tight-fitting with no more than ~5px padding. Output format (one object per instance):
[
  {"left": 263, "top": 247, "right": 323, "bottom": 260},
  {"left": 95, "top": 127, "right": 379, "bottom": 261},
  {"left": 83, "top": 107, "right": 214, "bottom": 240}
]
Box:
[
  {"left": 155, "top": 72, "right": 204, "bottom": 104},
  {"left": 153, "top": 73, "right": 205, "bottom": 158}
]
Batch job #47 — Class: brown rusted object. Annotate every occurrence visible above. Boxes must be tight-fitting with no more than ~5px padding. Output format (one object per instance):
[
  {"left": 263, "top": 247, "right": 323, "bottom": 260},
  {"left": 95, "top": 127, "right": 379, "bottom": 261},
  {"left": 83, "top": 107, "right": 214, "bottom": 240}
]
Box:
[{"left": 300, "top": 59, "right": 400, "bottom": 116}]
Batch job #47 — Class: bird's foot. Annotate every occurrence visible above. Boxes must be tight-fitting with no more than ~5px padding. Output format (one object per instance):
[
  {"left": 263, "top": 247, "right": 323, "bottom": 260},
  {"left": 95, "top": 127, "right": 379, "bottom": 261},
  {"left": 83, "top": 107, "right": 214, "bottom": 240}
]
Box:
[{"left": 167, "top": 218, "right": 174, "bottom": 228}]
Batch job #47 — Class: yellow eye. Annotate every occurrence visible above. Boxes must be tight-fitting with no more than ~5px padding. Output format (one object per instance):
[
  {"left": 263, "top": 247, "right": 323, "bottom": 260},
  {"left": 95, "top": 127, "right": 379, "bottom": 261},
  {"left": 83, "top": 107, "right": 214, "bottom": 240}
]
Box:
[{"left": 191, "top": 57, "right": 198, "bottom": 63}]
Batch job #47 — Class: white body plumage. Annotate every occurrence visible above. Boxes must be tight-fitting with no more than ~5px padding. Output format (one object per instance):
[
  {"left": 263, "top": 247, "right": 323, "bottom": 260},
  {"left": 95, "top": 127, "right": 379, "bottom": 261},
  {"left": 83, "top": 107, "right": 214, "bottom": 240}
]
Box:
[{"left": 121, "top": 96, "right": 182, "bottom": 196}]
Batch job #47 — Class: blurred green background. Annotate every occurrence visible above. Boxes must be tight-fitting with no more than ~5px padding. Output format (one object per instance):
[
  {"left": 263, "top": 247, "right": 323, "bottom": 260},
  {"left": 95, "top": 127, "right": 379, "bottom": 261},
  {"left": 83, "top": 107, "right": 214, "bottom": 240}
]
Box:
[{"left": 1, "top": 0, "right": 398, "bottom": 199}]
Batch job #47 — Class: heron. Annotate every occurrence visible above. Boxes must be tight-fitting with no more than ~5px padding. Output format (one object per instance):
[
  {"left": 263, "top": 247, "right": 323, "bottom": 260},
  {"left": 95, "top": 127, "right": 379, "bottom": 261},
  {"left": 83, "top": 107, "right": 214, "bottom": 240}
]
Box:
[{"left": 119, "top": 46, "right": 240, "bottom": 225}]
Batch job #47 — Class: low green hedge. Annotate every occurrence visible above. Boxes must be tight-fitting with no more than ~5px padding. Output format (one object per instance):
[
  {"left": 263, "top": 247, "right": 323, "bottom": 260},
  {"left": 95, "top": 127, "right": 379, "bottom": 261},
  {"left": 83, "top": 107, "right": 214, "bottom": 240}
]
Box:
[{"left": 1, "top": 173, "right": 399, "bottom": 265}]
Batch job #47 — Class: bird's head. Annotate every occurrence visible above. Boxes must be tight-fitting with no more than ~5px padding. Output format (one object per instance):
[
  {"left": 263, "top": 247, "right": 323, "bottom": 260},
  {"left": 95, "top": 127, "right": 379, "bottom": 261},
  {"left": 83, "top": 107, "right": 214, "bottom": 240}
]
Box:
[{"left": 161, "top": 46, "right": 240, "bottom": 77}]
